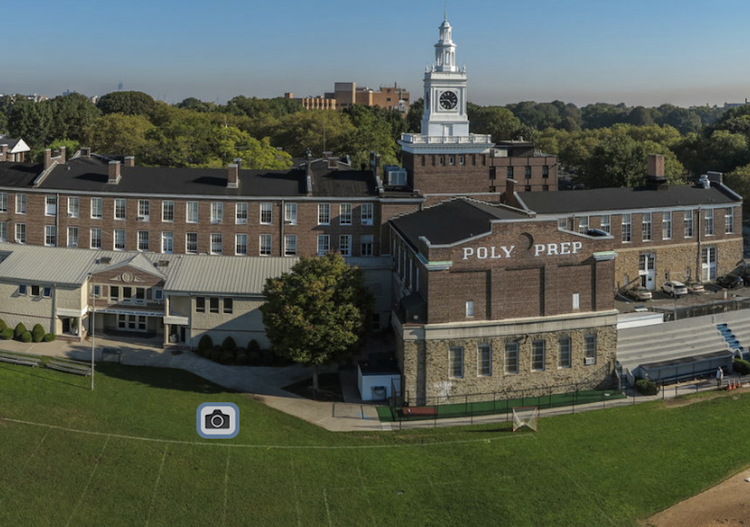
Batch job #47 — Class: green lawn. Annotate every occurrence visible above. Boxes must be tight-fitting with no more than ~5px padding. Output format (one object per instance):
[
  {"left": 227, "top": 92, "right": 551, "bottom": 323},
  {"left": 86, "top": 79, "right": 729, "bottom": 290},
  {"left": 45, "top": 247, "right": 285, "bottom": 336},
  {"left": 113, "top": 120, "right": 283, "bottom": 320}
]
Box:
[{"left": 0, "top": 361, "right": 748, "bottom": 526}]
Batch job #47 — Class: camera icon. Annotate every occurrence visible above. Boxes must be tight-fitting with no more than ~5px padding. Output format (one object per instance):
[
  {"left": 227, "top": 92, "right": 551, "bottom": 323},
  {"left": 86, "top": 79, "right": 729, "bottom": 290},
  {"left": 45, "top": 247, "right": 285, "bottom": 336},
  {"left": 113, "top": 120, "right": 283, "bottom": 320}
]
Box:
[{"left": 197, "top": 403, "right": 239, "bottom": 439}]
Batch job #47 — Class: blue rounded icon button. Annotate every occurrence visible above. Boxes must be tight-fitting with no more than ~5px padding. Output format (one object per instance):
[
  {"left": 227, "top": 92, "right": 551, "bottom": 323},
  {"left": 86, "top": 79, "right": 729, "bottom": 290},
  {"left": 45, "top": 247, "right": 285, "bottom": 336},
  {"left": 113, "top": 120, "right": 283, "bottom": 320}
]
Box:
[{"left": 197, "top": 402, "right": 240, "bottom": 439}]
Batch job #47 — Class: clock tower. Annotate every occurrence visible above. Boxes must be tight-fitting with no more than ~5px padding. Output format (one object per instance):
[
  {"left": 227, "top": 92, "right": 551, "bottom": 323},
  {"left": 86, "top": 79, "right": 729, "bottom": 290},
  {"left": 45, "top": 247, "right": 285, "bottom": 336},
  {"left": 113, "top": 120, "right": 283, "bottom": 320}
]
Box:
[{"left": 398, "top": 16, "right": 494, "bottom": 201}]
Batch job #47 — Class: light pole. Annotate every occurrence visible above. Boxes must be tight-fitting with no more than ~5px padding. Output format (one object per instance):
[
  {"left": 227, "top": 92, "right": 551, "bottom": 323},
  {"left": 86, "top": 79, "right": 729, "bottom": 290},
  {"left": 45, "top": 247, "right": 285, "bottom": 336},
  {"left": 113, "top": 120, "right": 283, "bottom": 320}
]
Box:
[{"left": 88, "top": 273, "right": 95, "bottom": 390}]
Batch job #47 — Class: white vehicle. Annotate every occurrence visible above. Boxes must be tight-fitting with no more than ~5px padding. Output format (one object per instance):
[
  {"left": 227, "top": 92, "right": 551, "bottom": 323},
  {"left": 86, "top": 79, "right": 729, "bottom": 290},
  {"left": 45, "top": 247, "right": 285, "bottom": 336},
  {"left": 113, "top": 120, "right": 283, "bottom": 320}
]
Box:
[{"left": 662, "top": 280, "right": 688, "bottom": 297}]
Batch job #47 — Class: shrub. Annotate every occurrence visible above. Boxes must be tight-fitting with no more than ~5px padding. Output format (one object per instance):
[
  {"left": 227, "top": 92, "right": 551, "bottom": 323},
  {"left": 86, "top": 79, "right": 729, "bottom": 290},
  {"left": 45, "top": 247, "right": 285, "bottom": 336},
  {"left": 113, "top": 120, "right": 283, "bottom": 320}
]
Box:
[
  {"left": 247, "top": 339, "right": 261, "bottom": 354},
  {"left": 261, "top": 349, "right": 275, "bottom": 366},
  {"left": 14, "top": 323, "right": 26, "bottom": 340},
  {"left": 248, "top": 351, "right": 261, "bottom": 365},
  {"left": 210, "top": 350, "right": 222, "bottom": 362},
  {"left": 236, "top": 352, "right": 250, "bottom": 365},
  {"left": 32, "top": 324, "right": 45, "bottom": 343},
  {"left": 20, "top": 331, "right": 32, "bottom": 343},
  {"left": 222, "top": 336, "right": 237, "bottom": 352},
  {"left": 733, "top": 358, "right": 750, "bottom": 376},
  {"left": 219, "top": 351, "right": 236, "bottom": 365},
  {"left": 0, "top": 318, "right": 7, "bottom": 331},
  {"left": 198, "top": 335, "right": 213, "bottom": 353},
  {"left": 43, "top": 333, "right": 56, "bottom": 342},
  {"left": 634, "top": 378, "right": 659, "bottom": 396},
  {"left": 0, "top": 328, "right": 13, "bottom": 340}
]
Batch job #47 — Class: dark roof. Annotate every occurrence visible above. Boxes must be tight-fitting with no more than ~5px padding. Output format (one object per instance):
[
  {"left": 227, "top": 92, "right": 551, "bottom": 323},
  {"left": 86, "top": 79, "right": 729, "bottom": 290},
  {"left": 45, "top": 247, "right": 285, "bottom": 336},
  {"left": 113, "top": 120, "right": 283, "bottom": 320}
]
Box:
[
  {"left": 0, "top": 162, "right": 42, "bottom": 187},
  {"left": 0, "top": 138, "right": 21, "bottom": 149},
  {"left": 520, "top": 185, "right": 740, "bottom": 214},
  {"left": 390, "top": 198, "right": 527, "bottom": 248},
  {"left": 34, "top": 157, "right": 376, "bottom": 198}
]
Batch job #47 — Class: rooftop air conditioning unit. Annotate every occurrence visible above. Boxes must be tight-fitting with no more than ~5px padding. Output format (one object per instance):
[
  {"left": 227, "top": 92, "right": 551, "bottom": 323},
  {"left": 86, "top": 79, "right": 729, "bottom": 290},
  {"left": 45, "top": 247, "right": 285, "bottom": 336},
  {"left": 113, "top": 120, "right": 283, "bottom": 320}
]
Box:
[{"left": 584, "top": 357, "right": 596, "bottom": 366}]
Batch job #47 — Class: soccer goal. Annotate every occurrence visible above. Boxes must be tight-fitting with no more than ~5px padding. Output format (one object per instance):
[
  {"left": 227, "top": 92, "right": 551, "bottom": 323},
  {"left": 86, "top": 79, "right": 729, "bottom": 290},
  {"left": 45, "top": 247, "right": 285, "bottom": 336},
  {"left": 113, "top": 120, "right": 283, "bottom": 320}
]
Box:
[{"left": 512, "top": 406, "right": 539, "bottom": 432}]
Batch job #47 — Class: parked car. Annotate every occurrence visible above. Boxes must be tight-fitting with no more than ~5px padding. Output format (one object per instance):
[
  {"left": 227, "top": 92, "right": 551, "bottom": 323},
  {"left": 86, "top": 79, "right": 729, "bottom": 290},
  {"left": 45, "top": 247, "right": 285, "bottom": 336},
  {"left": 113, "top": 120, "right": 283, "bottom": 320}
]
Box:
[
  {"left": 661, "top": 280, "right": 688, "bottom": 297},
  {"left": 717, "top": 274, "right": 743, "bottom": 289},
  {"left": 685, "top": 280, "right": 705, "bottom": 293},
  {"left": 626, "top": 285, "right": 652, "bottom": 301}
]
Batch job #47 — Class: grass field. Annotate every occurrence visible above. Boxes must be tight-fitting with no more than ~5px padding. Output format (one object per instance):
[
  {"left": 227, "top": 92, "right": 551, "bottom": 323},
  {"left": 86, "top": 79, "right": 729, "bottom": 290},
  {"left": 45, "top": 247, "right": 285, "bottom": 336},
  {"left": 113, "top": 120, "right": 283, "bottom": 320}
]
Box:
[{"left": 1, "top": 362, "right": 749, "bottom": 527}]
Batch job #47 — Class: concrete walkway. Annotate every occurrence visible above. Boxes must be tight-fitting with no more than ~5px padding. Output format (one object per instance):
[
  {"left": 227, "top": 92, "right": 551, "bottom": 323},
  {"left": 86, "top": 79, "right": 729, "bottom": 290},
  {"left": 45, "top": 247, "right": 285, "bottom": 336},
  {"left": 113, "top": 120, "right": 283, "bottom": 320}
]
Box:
[{"left": 2, "top": 336, "right": 743, "bottom": 433}]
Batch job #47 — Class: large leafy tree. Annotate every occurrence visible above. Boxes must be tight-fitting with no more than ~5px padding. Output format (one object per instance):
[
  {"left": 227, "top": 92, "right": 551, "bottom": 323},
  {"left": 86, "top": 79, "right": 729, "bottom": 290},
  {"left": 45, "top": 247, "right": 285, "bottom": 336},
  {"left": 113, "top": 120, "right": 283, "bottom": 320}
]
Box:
[
  {"left": 85, "top": 113, "right": 155, "bottom": 156},
  {"left": 260, "top": 253, "right": 373, "bottom": 391},
  {"left": 49, "top": 93, "right": 101, "bottom": 143},
  {"left": 97, "top": 90, "right": 158, "bottom": 117}
]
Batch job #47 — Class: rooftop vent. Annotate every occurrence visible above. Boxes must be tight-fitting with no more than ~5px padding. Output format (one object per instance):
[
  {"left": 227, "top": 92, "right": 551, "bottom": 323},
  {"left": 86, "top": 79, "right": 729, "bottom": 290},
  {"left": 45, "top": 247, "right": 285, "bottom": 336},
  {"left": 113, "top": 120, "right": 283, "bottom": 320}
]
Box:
[
  {"left": 157, "top": 260, "right": 170, "bottom": 267},
  {"left": 97, "top": 257, "right": 112, "bottom": 264}
]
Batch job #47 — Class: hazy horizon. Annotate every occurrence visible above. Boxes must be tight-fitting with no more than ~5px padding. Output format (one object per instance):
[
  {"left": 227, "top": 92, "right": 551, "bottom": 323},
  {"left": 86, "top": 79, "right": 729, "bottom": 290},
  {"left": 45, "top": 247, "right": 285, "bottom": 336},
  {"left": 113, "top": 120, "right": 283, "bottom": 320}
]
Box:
[{"left": 4, "top": 0, "right": 749, "bottom": 109}]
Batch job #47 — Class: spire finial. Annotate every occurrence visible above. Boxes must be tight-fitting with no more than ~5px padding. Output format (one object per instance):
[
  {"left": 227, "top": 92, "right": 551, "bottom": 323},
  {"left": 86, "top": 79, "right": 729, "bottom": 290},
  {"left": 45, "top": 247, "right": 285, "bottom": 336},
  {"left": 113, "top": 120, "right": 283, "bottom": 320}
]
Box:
[{"left": 444, "top": 3, "right": 448, "bottom": 21}]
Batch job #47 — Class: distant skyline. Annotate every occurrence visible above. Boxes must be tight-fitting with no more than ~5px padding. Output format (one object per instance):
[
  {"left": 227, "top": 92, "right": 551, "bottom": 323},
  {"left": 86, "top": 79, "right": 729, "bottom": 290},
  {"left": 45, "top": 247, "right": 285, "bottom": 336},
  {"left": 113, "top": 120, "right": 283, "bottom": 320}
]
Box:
[{"left": 4, "top": 0, "right": 750, "bottom": 108}]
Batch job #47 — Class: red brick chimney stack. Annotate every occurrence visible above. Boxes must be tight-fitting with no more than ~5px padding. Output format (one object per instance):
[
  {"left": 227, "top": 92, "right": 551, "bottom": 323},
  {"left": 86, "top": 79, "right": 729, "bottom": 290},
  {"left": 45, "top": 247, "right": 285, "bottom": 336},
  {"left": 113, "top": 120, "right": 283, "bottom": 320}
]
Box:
[
  {"left": 227, "top": 164, "right": 239, "bottom": 188},
  {"left": 124, "top": 156, "right": 135, "bottom": 167},
  {"left": 647, "top": 154, "right": 665, "bottom": 178},
  {"left": 0, "top": 145, "right": 7, "bottom": 162},
  {"left": 108, "top": 161, "right": 121, "bottom": 184}
]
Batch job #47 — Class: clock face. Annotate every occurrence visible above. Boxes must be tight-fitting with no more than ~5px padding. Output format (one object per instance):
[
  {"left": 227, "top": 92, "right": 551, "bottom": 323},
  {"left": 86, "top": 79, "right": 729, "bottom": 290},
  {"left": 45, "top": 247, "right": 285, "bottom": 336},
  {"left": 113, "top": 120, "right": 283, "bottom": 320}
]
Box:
[{"left": 439, "top": 90, "right": 458, "bottom": 110}]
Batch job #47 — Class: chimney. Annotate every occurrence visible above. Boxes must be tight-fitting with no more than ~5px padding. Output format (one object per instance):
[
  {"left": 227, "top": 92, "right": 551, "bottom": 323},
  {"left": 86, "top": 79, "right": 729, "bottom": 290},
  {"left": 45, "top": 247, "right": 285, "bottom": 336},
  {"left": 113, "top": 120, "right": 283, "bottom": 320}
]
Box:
[
  {"left": 706, "top": 171, "right": 723, "bottom": 186},
  {"left": 0, "top": 145, "right": 7, "bottom": 162},
  {"left": 108, "top": 161, "right": 121, "bottom": 184},
  {"left": 327, "top": 156, "right": 339, "bottom": 170},
  {"left": 59, "top": 146, "right": 66, "bottom": 164},
  {"left": 645, "top": 154, "right": 668, "bottom": 191},
  {"left": 80, "top": 147, "right": 91, "bottom": 158},
  {"left": 305, "top": 149, "right": 313, "bottom": 196},
  {"left": 501, "top": 179, "right": 520, "bottom": 208},
  {"left": 227, "top": 164, "right": 239, "bottom": 188},
  {"left": 124, "top": 156, "right": 135, "bottom": 167},
  {"left": 44, "top": 149, "right": 53, "bottom": 170}
]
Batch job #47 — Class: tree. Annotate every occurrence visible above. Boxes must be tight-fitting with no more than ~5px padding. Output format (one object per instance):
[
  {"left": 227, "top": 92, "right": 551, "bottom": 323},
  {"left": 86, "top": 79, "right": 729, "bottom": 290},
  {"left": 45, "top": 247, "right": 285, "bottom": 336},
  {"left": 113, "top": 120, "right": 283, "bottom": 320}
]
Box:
[
  {"left": 467, "top": 104, "right": 521, "bottom": 142},
  {"left": 8, "top": 100, "right": 53, "bottom": 151},
  {"left": 260, "top": 253, "right": 373, "bottom": 391},
  {"left": 49, "top": 93, "right": 101, "bottom": 142},
  {"left": 724, "top": 163, "right": 750, "bottom": 215},
  {"left": 85, "top": 113, "right": 155, "bottom": 156},
  {"left": 97, "top": 91, "right": 158, "bottom": 117}
]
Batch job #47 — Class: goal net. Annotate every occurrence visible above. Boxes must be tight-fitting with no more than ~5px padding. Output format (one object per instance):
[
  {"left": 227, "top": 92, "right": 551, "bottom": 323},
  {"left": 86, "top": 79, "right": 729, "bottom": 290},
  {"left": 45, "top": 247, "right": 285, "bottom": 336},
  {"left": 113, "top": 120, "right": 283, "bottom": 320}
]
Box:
[{"left": 512, "top": 406, "right": 539, "bottom": 432}]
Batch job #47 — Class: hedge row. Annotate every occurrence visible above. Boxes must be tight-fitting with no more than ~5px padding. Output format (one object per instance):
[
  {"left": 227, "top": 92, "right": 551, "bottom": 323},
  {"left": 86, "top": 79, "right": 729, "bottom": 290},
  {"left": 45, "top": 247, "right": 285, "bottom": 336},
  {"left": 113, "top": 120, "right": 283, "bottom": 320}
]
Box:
[
  {"left": 194, "top": 336, "right": 290, "bottom": 367},
  {"left": 0, "top": 319, "right": 55, "bottom": 343}
]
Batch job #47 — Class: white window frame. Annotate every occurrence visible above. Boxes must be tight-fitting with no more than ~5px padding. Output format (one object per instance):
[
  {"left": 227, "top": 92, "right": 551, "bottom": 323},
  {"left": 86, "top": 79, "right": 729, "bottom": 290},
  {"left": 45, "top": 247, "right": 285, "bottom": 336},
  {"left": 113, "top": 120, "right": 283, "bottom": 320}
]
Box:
[
  {"left": 505, "top": 342, "right": 519, "bottom": 374},
  {"left": 705, "top": 208, "right": 714, "bottom": 236},
  {"left": 67, "top": 196, "right": 79, "bottom": 218},
  {"left": 138, "top": 200, "right": 150, "bottom": 222},
  {"left": 0, "top": 223, "right": 7, "bottom": 242},
  {"left": 186, "top": 201, "right": 199, "bottom": 223},
  {"left": 284, "top": 202, "right": 297, "bottom": 225},
  {"left": 235, "top": 203, "right": 248, "bottom": 225},
  {"left": 726, "top": 207, "right": 735, "bottom": 235},
  {"left": 360, "top": 203, "right": 374, "bottom": 226},
  {"left": 684, "top": 210, "right": 694, "bottom": 238},
  {"left": 259, "top": 234, "right": 272, "bottom": 256},
  {"left": 600, "top": 215, "right": 611, "bottom": 234},
  {"left": 0, "top": 192, "right": 7, "bottom": 213},
  {"left": 284, "top": 234, "right": 297, "bottom": 256},
  {"left": 449, "top": 346, "right": 464, "bottom": 378},
  {"left": 478, "top": 344, "right": 492, "bottom": 377},
  {"left": 114, "top": 229, "right": 125, "bottom": 250},
  {"left": 45, "top": 196, "right": 57, "bottom": 216},
  {"left": 360, "top": 234, "right": 374, "bottom": 257},
  {"left": 642, "top": 212, "right": 652, "bottom": 241},
  {"left": 259, "top": 202, "right": 272, "bottom": 225},
  {"left": 317, "top": 234, "right": 330, "bottom": 255},
  {"left": 90, "top": 228, "right": 102, "bottom": 249},
  {"left": 114, "top": 198, "right": 126, "bottom": 220},
  {"left": 210, "top": 233, "right": 222, "bottom": 255},
  {"left": 15, "top": 194, "right": 26, "bottom": 214},
  {"left": 621, "top": 213, "right": 632, "bottom": 243},
  {"left": 161, "top": 231, "right": 173, "bottom": 254},
  {"left": 162, "top": 200, "right": 175, "bottom": 222},
  {"left": 338, "top": 234, "right": 351, "bottom": 257},
  {"left": 559, "top": 336, "right": 572, "bottom": 369},
  {"left": 235, "top": 234, "right": 248, "bottom": 255},
  {"left": 91, "top": 197, "right": 103, "bottom": 219},
  {"left": 210, "top": 202, "right": 223, "bottom": 224},
  {"left": 318, "top": 203, "right": 331, "bottom": 225},
  {"left": 137, "top": 231, "right": 149, "bottom": 251},
  {"left": 186, "top": 232, "right": 198, "bottom": 254},
  {"left": 662, "top": 211, "right": 672, "bottom": 240},
  {"left": 584, "top": 334, "right": 597, "bottom": 365},
  {"left": 44, "top": 225, "right": 56, "bottom": 246},
  {"left": 578, "top": 216, "right": 589, "bottom": 234},
  {"left": 67, "top": 226, "right": 78, "bottom": 247},
  {"left": 466, "top": 300, "right": 474, "bottom": 317},
  {"left": 339, "top": 203, "right": 352, "bottom": 225},
  {"left": 532, "top": 340, "right": 546, "bottom": 371}
]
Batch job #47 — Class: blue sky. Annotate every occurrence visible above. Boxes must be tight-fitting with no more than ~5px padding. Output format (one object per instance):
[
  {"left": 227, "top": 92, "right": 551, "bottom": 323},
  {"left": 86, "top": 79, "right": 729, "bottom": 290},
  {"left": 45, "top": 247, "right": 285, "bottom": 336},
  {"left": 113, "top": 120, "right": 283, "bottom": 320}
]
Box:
[{"left": 4, "top": 0, "right": 750, "bottom": 107}]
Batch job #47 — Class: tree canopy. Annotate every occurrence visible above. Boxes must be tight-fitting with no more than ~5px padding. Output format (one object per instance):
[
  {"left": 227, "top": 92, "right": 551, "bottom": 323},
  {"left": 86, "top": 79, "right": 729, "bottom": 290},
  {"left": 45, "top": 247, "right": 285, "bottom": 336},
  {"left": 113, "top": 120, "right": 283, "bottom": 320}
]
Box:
[{"left": 260, "top": 253, "right": 372, "bottom": 390}]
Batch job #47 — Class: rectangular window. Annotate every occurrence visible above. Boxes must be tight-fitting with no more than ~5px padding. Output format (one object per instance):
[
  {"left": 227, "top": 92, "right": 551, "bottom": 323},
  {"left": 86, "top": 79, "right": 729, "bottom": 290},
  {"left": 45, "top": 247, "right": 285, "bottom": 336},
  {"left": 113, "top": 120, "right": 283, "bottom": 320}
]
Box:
[
  {"left": 459, "top": 155, "right": 465, "bottom": 166},
  {"left": 449, "top": 347, "right": 464, "bottom": 378},
  {"left": 601, "top": 215, "right": 611, "bottom": 234},
  {"left": 621, "top": 213, "right": 632, "bottom": 243},
  {"left": 662, "top": 211, "right": 672, "bottom": 240},
  {"left": 210, "top": 297, "right": 219, "bottom": 313},
  {"left": 186, "top": 201, "right": 199, "bottom": 223},
  {"left": 684, "top": 210, "right": 694, "bottom": 238},
  {"left": 138, "top": 200, "right": 150, "bottom": 221},
  {"left": 284, "top": 202, "right": 297, "bottom": 225},
  {"left": 360, "top": 234, "right": 374, "bottom": 256},
  {"left": 44, "top": 225, "right": 56, "bottom": 246},
  {"left": 93, "top": 285, "right": 101, "bottom": 298},
  {"left": 0, "top": 223, "right": 6, "bottom": 242},
  {"left": 196, "top": 297, "right": 205, "bottom": 313},
  {"left": 705, "top": 208, "right": 714, "bottom": 236},
  {"left": 67, "top": 227, "right": 78, "bottom": 247},
  {"left": 154, "top": 289, "right": 163, "bottom": 301},
  {"left": 91, "top": 197, "right": 102, "bottom": 219},
  {"left": 466, "top": 300, "right": 474, "bottom": 317},
  {"left": 317, "top": 234, "right": 330, "bottom": 255},
  {"left": 559, "top": 336, "right": 572, "bottom": 369},
  {"left": 235, "top": 203, "right": 248, "bottom": 225},
  {"left": 110, "top": 286, "right": 119, "bottom": 303},
  {"left": 235, "top": 234, "right": 247, "bottom": 255},
  {"left": 506, "top": 166, "right": 514, "bottom": 179},
  {"left": 15, "top": 223, "right": 25, "bottom": 244},
  {"left": 558, "top": 217, "right": 567, "bottom": 230},
  {"left": 642, "top": 212, "right": 652, "bottom": 241},
  {"left": 31, "top": 285, "right": 40, "bottom": 296},
  {"left": 578, "top": 216, "right": 589, "bottom": 234},
  {"left": 122, "top": 287, "right": 133, "bottom": 304},
  {"left": 339, "top": 203, "right": 352, "bottom": 225},
  {"left": 186, "top": 232, "right": 198, "bottom": 254},
  {"left": 68, "top": 196, "right": 79, "bottom": 218},
  {"left": 318, "top": 203, "right": 331, "bottom": 225},
  {"left": 489, "top": 167, "right": 497, "bottom": 180},
  {"left": 259, "top": 234, "right": 272, "bottom": 256},
  {"left": 284, "top": 234, "right": 297, "bottom": 256},
  {"left": 505, "top": 342, "right": 519, "bottom": 374},
  {"left": 259, "top": 202, "right": 272, "bottom": 225},
  {"left": 18, "top": 284, "right": 26, "bottom": 295},
  {"left": 478, "top": 345, "right": 492, "bottom": 376},
  {"left": 0, "top": 192, "right": 7, "bottom": 212},
  {"left": 726, "top": 207, "right": 735, "bottom": 234},
  {"left": 162, "top": 200, "right": 174, "bottom": 222},
  {"left": 702, "top": 246, "right": 718, "bottom": 281},
  {"left": 210, "top": 202, "right": 223, "bottom": 224},
  {"left": 114, "top": 229, "right": 125, "bottom": 250},
  {"left": 137, "top": 231, "right": 149, "bottom": 251},
  {"left": 210, "top": 233, "right": 222, "bottom": 255},
  {"left": 113, "top": 198, "right": 126, "bottom": 220},
  {"left": 532, "top": 340, "right": 546, "bottom": 371},
  {"left": 338, "top": 234, "right": 351, "bottom": 257},
  {"left": 524, "top": 166, "right": 531, "bottom": 179},
  {"left": 42, "top": 287, "right": 51, "bottom": 298},
  {"left": 90, "top": 228, "right": 102, "bottom": 249},
  {"left": 572, "top": 293, "right": 580, "bottom": 310},
  {"left": 584, "top": 334, "right": 597, "bottom": 365},
  {"left": 15, "top": 194, "right": 26, "bottom": 214},
  {"left": 542, "top": 166, "right": 550, "bottom": 178},
  {"left": 45, "top": 196, "right": 57, "bottom": 216},
  {"left": 223, "top": 298, "right": 233, "bottom": 314},
  {"left": 161, "top": 232, "right": 173, "bottom": 254}
]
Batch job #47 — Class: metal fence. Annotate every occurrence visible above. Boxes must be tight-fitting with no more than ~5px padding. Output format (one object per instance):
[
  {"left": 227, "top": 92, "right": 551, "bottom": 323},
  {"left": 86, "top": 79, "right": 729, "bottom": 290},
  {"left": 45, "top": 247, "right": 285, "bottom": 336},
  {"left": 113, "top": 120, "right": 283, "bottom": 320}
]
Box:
[{"left": 655, "top": 297, "right": 750, "bottom": 322}]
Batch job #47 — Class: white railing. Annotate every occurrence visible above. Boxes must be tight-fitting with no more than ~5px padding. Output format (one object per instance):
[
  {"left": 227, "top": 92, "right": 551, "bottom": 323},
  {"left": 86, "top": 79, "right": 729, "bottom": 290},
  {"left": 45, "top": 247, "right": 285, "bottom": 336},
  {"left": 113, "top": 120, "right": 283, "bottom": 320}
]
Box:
[{"left": 400, "top": 133, "right": 493, "bottom": 145}]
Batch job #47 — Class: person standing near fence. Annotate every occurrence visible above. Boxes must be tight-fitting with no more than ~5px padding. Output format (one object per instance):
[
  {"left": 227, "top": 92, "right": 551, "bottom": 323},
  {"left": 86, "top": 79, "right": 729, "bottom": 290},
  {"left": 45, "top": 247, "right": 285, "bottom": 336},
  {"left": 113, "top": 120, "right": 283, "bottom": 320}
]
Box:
[{"left": 716, "top": 366, "right": 724, "bottom": 388}]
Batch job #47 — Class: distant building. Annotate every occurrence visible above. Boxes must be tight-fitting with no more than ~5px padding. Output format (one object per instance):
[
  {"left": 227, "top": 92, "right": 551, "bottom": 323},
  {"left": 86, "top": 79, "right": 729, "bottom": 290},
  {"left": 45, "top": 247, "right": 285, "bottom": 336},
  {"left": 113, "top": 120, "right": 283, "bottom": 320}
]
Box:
[
  {"left": 285, "top": 82, "right": 410, "bottom": 112},
  {"left": 0, "top": 137, "right": 30, "bottom": 163}
]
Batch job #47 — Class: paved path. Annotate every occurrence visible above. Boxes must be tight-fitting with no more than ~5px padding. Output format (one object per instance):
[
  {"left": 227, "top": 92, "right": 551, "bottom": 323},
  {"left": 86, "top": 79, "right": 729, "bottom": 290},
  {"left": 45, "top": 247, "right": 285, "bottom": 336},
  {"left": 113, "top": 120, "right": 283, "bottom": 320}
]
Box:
[{"left": 2, "top": 336, "right": 742, "bottom": 433}]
